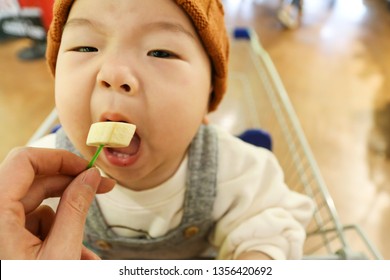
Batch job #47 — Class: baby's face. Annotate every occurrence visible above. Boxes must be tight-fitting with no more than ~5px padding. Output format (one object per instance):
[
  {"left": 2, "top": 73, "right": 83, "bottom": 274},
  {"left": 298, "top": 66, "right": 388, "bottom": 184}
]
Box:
[{"left": 55, "top": 0, "right": 213, "bottom": 190}]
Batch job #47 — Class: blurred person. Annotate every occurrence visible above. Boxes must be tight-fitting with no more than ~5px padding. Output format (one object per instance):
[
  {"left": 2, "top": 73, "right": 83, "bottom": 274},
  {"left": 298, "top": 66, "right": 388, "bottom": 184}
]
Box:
[
  {"left": 0, "top": 0, "right": 19, "bottom": 42},
  {"left": 277, "top": 0, "right": 303, "bottom": 29},
  {"left": 0, "top": 0, "right": 54, "bottom": 60}
]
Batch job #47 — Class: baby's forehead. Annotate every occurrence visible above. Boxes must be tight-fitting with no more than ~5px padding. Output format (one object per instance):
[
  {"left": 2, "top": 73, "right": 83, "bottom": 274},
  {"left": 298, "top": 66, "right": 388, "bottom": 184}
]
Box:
[
  {"left": 67, "top": 0, "right": 194, "bottom": 22},
  {"left": 65, "top": 0, "right": 198, "bottom": 36}
]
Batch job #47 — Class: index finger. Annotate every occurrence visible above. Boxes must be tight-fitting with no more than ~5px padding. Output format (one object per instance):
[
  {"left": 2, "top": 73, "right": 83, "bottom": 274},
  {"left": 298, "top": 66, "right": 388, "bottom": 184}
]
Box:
[{"left": 0, "top": 147, "right": 88, "bottom": 201}]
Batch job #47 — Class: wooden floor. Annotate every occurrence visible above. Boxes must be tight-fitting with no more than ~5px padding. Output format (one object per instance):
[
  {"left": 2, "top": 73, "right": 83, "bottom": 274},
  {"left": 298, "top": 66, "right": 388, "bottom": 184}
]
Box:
[{"left": 1, "top": 0, "right": 390, "bottom": 259}]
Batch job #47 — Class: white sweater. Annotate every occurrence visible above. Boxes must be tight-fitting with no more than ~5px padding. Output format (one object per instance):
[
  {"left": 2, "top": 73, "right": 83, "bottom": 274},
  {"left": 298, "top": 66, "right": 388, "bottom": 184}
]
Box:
[{"left": 31, "top": 125, "right": 314, "bottom": 260}]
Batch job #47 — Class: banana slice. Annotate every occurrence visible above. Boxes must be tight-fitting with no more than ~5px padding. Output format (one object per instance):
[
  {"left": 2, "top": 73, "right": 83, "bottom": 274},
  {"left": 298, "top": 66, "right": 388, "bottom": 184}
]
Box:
[{"left": 86, "top": 122, "right": 136, "bottom": 148}]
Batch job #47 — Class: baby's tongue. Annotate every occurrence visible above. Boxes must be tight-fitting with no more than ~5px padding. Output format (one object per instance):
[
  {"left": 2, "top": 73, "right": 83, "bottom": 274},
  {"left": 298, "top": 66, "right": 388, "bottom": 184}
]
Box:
[{"left": 108, "top": 133, "right": 140, "bottom": 155}]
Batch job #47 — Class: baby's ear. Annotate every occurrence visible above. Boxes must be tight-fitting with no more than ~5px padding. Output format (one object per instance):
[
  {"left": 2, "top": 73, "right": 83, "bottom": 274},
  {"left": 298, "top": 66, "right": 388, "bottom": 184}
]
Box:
[
  {"left": 209, "top": 83, "right": 214, "bottom": 95},
  {"left": 207, "top": 83, "right": 215, "bottom": 112},
  {"left": 202, "top": 116, "right": 209, "bottom": 125}
]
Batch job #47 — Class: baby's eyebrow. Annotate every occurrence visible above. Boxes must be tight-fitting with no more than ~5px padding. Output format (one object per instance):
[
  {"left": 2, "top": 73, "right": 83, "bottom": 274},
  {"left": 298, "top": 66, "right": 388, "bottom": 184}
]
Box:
[
  {"left": 63, "top": 18, "right": 196, "bottom": 41},
  {"left": 63, "top": 18, "right": 104, "bottom": 33},
  {"left": 143, "top": 21, "right": 196, "bottom": 41}
]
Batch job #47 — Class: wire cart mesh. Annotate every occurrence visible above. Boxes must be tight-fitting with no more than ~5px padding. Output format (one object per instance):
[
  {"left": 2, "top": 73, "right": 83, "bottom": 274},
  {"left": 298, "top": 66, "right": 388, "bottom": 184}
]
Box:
[{"left": 209, "top": 28, "right": 383, "bottom": 260}]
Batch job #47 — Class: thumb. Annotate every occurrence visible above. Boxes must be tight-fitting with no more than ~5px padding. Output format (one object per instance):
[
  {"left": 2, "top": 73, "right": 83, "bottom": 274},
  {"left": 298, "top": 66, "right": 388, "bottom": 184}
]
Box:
[
  {"left": 40, "top": 167, "right": 102, "bottom": 259},
  {"left": 81, "top": 246, "right": 101, "bottom": 260}
]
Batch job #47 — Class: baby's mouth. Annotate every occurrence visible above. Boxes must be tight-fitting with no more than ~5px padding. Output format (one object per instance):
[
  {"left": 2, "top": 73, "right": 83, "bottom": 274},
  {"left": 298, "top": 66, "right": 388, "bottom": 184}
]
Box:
[{"left": 104, "top": 132, "right": 141, "bottom": 166}]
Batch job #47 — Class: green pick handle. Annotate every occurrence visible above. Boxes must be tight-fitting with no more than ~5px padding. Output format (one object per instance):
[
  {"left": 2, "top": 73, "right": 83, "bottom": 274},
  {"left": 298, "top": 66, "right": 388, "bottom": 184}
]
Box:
[{"left": 87, "top": 144, "right": 104, "bottom": 169}]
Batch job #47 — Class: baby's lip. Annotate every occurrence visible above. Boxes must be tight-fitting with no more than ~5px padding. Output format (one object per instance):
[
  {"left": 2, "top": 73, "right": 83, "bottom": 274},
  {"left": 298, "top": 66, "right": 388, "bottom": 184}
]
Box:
[{"left": 99, "top": 112, "right": 132, "bottom": 124}]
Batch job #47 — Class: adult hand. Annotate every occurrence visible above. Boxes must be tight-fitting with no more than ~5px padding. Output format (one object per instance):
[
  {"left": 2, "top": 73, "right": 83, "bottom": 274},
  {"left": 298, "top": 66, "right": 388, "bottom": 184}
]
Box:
[{"left": 0, "top": 147, "right": 115, "bottom": 259}]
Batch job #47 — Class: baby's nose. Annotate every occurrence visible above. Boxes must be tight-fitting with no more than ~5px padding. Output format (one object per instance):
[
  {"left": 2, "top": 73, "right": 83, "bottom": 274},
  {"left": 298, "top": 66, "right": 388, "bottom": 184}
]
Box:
[
  {"left": 97, "top": 61, "right": 138, "bottom": 95},
  {"left": 100, "top": 80, "right": 131, "bottom": 93}
]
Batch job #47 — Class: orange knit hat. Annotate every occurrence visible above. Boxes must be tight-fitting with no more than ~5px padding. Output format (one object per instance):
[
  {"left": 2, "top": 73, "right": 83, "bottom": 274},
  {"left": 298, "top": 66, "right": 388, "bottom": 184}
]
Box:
[{"left": 46, "top": 0, "right": 229, "bottom": 112}]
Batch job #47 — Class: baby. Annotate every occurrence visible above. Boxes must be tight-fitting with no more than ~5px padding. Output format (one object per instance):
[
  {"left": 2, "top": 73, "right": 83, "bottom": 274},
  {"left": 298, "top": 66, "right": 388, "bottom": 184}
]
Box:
[{"left": 34, "top": 0, "right": 314, "bottom": 259}]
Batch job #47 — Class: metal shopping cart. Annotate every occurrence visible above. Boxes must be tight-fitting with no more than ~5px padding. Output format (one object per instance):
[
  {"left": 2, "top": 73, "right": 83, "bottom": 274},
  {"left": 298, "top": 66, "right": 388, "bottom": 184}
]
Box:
[
  {"left": 208, "top": 27, "right": 383, "bottom": 260},
  {"left": 29, "top": 27, "right": 383, "bottom": 260}
]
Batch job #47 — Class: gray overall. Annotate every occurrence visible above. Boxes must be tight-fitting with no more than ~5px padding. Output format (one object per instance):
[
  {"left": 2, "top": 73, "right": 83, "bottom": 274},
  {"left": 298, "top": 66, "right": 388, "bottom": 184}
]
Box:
[{"left": 56, "top": 125, "right": 218, "bottom": 259}]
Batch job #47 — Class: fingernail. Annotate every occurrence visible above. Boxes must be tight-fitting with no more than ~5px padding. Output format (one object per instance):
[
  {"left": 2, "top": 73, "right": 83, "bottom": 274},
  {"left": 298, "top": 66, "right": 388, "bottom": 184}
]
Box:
[
  {"left": 100, "top": 177, "right": 116, "bottom": 189},
  {"left": 82, "top": 167, "right": 99, "bottom": 185},
  {"left": 104, "top": 177, "right": 116, "bottom": 185}
]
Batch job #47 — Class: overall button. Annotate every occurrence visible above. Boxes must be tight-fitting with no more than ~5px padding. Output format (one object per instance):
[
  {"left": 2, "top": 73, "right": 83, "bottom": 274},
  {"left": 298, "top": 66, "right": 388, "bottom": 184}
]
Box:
[
  {"left": 95, "top": 240, "right": 112, "bottom": 251},
  {"left": 184, "top": 226, "right": 200, "bottom": 238}
]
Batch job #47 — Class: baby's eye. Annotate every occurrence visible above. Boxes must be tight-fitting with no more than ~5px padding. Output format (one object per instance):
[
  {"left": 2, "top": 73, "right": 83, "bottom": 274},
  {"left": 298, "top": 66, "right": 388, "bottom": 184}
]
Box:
[
  {"left": 72, "top": 46, "right": 98, "bottom": 52},
  {"left": 147, "top": 50, "right": 176, "bottom": 59}
]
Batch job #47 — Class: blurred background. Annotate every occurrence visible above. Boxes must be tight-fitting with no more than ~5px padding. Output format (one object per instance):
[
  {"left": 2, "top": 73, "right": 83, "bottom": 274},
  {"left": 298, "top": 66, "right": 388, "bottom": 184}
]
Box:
[{"left": 1, "top": 0, "right": 390, "bottom": 259}]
